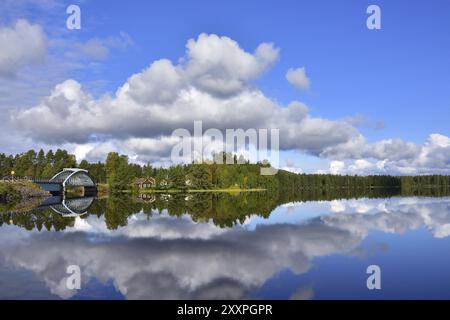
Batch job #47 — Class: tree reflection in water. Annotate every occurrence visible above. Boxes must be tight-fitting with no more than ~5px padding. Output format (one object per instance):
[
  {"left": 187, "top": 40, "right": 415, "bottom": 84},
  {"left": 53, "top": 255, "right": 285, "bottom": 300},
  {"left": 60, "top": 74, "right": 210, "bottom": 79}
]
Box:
[{"left": 1, "top": 186, "right": 450, "bottom": 232}]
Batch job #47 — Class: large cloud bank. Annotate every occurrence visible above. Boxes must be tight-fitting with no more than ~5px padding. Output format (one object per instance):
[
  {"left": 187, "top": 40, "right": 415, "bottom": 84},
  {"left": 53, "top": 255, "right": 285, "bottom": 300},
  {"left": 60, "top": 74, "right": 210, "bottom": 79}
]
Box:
[{"left": 11, "top": 33, "right": 450, "bottom": 174}]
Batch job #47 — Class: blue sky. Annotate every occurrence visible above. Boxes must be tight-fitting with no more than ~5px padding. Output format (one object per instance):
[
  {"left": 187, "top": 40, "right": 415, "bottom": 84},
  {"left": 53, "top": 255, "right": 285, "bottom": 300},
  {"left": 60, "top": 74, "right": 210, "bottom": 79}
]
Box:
[
  {"left": 1, "top": 0, "right": 449, "bottom": 174},
  {"left": 64, "top": 0, "right": 450, "bottom": 141}
]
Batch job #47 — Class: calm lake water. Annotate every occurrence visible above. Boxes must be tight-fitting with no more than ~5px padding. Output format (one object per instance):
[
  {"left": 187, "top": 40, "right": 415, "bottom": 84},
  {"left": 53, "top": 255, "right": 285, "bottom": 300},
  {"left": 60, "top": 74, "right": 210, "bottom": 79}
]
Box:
[{"left": 1, "top": 191, "right": 450, "bottom": 299}]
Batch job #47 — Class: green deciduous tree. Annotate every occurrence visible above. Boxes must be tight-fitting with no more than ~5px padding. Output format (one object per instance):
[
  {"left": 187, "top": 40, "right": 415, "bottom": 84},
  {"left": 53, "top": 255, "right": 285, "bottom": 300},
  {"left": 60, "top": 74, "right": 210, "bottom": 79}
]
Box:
[{"left": 106, "top": 152, "right": 133, "bottom": 191}]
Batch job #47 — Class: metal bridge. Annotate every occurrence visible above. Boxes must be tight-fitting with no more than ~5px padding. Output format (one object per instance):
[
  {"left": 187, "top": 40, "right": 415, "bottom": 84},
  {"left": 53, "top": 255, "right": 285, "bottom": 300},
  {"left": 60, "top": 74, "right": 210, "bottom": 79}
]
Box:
[
  {"left": 3, "top": 168, "right": 97, "bottom": 195},
  {"left": 42, "top": 168, "right": 97, "bottom": 195}
]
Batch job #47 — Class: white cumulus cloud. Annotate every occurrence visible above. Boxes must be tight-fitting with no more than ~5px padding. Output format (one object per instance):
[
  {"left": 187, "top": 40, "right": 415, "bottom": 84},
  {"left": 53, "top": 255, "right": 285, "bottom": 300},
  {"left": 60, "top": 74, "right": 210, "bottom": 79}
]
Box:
[
  {"left": 13, "top": 33, "right": 361, "bottom": 158},
  {"left": 286, "top": 67, "right": 310, "bottom": 90},
  {"left": 0, "top": 19, "right": 47, "bottom": 77}
]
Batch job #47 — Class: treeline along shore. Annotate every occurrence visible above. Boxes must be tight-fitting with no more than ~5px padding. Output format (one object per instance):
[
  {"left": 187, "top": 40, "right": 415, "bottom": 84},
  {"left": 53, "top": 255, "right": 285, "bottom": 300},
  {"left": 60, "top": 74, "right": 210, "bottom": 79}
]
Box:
[{"left": 1, "top": 149, "right": 450, "bottom": 197}]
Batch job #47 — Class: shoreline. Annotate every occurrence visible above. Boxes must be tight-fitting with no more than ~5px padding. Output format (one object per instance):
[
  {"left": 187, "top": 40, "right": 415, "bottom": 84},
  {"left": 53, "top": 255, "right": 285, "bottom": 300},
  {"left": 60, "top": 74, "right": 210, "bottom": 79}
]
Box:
[{"left": 121, "top": 188, "right": 267, "bottom": 194}]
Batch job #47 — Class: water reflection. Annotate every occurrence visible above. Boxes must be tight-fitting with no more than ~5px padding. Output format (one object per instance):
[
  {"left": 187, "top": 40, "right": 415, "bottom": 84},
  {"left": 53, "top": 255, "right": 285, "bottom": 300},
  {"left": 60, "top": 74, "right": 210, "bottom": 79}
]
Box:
[
  {"left": 41, "top": 196, "right": 95, "bottom": 216},
  {"left": 0, "top": 188, "right": 432, "bottom": 231},
  {"left": 1, "top": 191, "right": 450, "bottom": 299}
]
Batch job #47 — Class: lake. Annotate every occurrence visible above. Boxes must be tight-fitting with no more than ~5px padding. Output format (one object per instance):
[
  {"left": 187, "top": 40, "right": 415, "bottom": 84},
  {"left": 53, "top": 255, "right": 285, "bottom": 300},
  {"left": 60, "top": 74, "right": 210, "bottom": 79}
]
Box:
[{"left": 1, "top": 190, "right": 450, "bottom": 299}]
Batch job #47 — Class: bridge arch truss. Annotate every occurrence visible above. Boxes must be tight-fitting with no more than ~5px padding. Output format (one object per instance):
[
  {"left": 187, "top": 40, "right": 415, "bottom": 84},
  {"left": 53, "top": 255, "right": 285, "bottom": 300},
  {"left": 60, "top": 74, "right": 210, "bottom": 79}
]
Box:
[{"left": 50, "top": 168, "right": 96, "bottom": 189}]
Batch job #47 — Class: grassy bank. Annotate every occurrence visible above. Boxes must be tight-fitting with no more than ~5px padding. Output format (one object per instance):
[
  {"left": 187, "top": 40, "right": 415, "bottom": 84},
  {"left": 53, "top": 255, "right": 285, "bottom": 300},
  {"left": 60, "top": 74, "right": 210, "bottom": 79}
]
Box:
[
  {"left": 0, "top": 182, "right": 22, "bottom": 203},
  {"left": 0, "top": 181, "right": 50, "bottom": 203}
]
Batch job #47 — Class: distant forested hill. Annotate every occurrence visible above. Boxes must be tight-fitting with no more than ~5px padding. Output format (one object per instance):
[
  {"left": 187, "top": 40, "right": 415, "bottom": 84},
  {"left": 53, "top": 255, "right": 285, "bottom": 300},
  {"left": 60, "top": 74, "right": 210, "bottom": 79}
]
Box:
[{"left": 1, "top": 149, "right": 449, "bottom": 191}]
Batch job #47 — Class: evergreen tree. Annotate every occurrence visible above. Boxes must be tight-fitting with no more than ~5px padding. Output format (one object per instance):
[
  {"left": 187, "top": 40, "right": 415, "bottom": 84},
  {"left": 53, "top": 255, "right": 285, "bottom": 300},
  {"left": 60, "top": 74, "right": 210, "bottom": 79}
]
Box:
[{"left": 169, "top": 165, "right": 186, "bottom": 189}]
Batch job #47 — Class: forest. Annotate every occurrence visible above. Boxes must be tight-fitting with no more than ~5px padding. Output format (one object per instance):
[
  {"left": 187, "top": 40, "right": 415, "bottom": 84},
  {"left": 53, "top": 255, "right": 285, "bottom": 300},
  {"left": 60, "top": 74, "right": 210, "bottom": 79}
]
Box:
[{"left": 1, "top": 149, "right": 449, "bottom": 192}]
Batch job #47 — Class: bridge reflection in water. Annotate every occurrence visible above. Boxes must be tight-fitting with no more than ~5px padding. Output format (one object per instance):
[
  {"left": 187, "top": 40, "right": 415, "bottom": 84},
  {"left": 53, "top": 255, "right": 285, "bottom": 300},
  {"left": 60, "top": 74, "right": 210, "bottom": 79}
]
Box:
[{"left": 39, "top": 196, "right": 95, "bottom": 217}]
